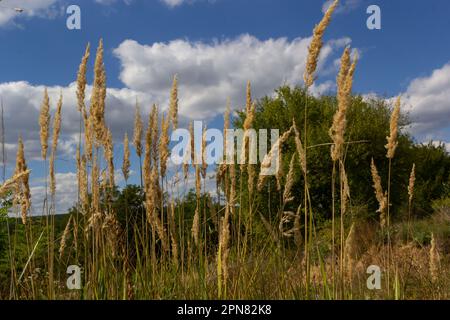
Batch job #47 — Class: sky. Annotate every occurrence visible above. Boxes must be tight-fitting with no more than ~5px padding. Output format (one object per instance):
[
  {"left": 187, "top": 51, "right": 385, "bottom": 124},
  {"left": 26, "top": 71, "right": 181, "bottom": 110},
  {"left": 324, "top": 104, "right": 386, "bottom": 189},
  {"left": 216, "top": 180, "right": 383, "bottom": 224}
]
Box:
[{"left": 0, "top": 0, "right": 450, "bottom": 214}]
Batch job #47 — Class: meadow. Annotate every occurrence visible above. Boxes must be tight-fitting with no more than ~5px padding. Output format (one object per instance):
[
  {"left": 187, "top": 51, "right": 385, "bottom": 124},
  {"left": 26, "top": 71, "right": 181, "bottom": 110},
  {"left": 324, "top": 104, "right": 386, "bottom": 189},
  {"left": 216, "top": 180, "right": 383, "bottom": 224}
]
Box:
[{"left": 0, "top": 0, "right": 448, "bottom": 300}]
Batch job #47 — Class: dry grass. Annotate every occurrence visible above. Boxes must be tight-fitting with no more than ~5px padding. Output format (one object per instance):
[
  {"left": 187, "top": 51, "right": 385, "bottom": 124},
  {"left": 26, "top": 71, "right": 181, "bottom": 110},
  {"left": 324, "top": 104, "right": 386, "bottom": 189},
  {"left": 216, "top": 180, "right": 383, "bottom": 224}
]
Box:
[{"left": 1, "top": 0, "right": 449, "bottom": 301}]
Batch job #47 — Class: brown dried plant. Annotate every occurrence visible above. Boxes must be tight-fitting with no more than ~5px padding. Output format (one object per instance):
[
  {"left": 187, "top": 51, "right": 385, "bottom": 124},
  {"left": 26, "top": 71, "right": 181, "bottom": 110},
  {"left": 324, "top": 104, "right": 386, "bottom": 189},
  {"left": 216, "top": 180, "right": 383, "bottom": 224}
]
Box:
[
  {"left": 169, "top": 74, "right": 179, "bottom": 129},
  {"left": 304, "top": 0, "right": 339, "bottom": 88},
  {"left": 370, "top": 158, "right": 387, "bottom": 228},
  {"left": 14, "top": 136, "right": 30, "bottom": 224},
  {"left": 386, "top": 97, "right": 401, "bottom": 159},
  {"left": 50, "top": 93, "right": 63, "bottom": 197},
  {"left": 39, "top": 88, "right": 51, "bottom": 161},
  {"left": 122, "top": 133, "right": 130, "bottom": 183},
  {"left": 133, "top": 99, "right": 143, "bottom": 158}
]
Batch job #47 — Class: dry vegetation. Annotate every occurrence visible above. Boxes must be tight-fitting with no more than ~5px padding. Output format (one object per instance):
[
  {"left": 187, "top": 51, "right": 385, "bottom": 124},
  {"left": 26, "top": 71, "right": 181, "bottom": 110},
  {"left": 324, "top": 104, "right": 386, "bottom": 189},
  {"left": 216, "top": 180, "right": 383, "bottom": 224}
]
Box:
[{"left": 0, "top": 0, "right": 448, "bottom": 300}]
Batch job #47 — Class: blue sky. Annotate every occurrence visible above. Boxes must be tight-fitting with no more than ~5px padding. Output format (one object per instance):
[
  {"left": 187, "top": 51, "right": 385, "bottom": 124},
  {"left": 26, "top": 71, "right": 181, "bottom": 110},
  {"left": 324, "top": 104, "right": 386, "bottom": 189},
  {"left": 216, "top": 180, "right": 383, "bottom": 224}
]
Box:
[
  {"left": 1, "top": 0, "right": 450, "bottom": 94},
  {"left": 1, "top": 0, "right": 450, "bottom": 213}
]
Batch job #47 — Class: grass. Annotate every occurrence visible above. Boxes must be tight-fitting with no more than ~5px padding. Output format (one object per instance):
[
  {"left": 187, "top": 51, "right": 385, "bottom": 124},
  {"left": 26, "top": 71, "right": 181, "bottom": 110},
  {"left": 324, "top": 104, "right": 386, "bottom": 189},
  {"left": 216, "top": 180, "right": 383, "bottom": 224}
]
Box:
[{"left": 0, "top": 0, "right": 449, "bottom": 300}]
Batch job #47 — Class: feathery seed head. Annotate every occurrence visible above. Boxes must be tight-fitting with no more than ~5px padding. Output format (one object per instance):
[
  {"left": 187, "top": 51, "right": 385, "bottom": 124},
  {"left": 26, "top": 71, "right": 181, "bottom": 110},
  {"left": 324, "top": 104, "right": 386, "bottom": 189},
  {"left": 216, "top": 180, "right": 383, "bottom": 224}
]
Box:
[
  {"left": 370, "top": 158, "right": 387, "bottom": 228},
  {"left": 122, "top": 133, "right": 130, "bottom": 183},
  {"left": 386, "top": 97, "right": 401, "bottom": 159},
  {"left": 408, "top": 164, "right": 416, "bottom": 204},
  {"left": 14, "top": 136, "right": 30, "bottom": 224},
  {"left": 77, "top": 43, "right": 90, "bottom": 113},
  {"left": 39, "top": 88, "right": 51, "bottom": 160},
  {"left": 169, "top": 75, "right": 179, "bottom": 129},
  {"left": 133, "top": 100, "right": 143, "bottom": 158},
  {"left": 49, "top": 94, "right": 63, "bottom": 196},
  {"left": 304, "top": 0, "right": 339, "bottom": 88}
]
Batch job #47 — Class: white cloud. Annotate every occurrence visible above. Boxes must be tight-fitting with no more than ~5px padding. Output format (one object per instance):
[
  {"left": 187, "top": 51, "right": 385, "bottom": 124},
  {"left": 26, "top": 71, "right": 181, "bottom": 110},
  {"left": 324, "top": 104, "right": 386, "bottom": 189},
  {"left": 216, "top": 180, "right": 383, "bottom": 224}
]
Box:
[
  {"left": 428, "top": 140, "right": 450, "bottom": 153},
  {"left": 113, "top": 34, "right": 351, "bottom": 120},
  {"left": 29, "top": 172, "right": 78, "bottom": 215},
  {"left": 0, "top": 33, "right": 352, "bottom": 214},
  {"left": 401, "top": 63, "right": 450, "bottom": 139},
  {"left": 0, "top": 81, "right": 152, "bottom": 164},
  {"left": 161, "top": 0, "right": 185, "bottom": 8},
  {"left": 0, "top": 0, "right": 61, "bottom": 26}
]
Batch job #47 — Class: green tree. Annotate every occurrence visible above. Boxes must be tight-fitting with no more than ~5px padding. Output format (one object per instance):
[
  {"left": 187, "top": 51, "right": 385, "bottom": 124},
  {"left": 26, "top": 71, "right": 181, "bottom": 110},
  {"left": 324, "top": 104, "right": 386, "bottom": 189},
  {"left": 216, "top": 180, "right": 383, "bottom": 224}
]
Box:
[{"left": 234, "top": 85, "right": 450, "bottom": 222}]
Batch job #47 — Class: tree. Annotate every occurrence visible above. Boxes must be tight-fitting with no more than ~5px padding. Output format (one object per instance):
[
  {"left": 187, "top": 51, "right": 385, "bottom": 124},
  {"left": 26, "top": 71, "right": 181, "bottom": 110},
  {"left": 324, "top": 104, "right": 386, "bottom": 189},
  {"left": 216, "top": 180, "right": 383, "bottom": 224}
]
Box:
[{"left": 234, "top": 85, "right": 450, "bottom": 222}]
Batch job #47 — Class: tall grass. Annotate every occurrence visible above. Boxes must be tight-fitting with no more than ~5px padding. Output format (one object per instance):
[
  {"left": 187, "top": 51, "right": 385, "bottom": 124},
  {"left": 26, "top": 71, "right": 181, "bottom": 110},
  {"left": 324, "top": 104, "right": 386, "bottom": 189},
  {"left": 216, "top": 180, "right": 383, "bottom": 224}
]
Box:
[{"left": 0, "top": 0, "right": 448, "bottom": 301}]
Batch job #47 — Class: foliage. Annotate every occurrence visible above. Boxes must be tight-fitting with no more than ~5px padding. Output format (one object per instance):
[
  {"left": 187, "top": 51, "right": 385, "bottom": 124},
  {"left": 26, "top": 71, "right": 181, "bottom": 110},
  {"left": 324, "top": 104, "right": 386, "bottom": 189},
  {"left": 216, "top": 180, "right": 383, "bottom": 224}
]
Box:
[{"left": 234, "top": 86, "right": 450, "bottom": 222}]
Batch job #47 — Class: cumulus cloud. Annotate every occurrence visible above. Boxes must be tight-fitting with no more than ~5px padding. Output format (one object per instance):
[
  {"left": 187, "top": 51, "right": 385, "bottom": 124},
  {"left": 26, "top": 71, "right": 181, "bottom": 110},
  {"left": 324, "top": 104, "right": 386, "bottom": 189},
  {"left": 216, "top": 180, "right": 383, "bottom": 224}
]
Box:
[
  {"left": 0, "top": 81, "right": 152, "bottom": 163},
  {"left": 1, "top": 33, "right": 352, "bottom": 213},
  {"left": 113, "top": 34, "right": 351, "bottom": 120},
  {"left": 29, "top": 172, "right": 78, "bottom": 215},
  {"left": 401, "top": 62, "right": 450, "bottom": 139},
  {"left": 0, "top": 33, "right": 350, "bottom": 161}
]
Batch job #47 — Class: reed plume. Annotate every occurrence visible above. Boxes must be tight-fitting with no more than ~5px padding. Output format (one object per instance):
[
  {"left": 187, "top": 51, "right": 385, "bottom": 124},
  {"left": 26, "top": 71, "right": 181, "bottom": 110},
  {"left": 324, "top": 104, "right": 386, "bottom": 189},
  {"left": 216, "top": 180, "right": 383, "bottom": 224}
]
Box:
[
  {"left": 143, "top": 111, "right": 153, "bottom": 191},
  {"left": 0, "top": 170, "right": 30, "bottom": 197},
  {"left": 59, "top": 215, "right": 72, "bottom": 259},
  {"left": 160, "top": 113, "right": 170, "bottom": 179},
  {"left": 84, "top": 111, "right": 93, "bottom": 162},
  {"left": 344, "top": 222, "right": 357, "bottom": 281},
  {"left": 240, "top": 89, "right": 255, "bottom": 170},
  {"left": 169, "top": 75, "right": 179, "bottom": 129},
  {"left": 105, "top": 128, "right": 115, "bottom": 189},
  {"left": 246, "top": 81, "right": 252, "bottom": 114},
  {"left": 257, "top": 126, "right": 293, "bottom": 191},
  {"left": 144, "top": 164, "right": 168, "bottom": 251},
  {"left": 101, "top": 169, "right": 108, "bottom": 195},
  {"left": 76, "top": 43, "right": 90, "bottom": 113},
  {"left": 283, "top": 153, "right": 296, "bottom": 204},
  {"left": 217, "top": 203, "right": 231, "bottom": 297},
  {"left": 151, "top": 105, "right": 159, "bottom": 167},
  {"left": 14, "top": 136, "right": 30, "bottom": 224},
  {"left": 39, "top": 88, "right": 51, "bottom": 160},
  {"left": 192, "top": 206, "right": 200, "bottom": 247},
  {"left": 386, "top": 97, "right": 401, "bottom": 159},
  {"left": 50, "top": 93, "right": 63, "bottom": 197},
  {"left": 133, "top": 100, "right": 143, "bottom": 158},
  {"left": 90, "top": 39, "right": 107, "bottom": 143},
  {"left": 169, "top": 201, "right": 179, "bottom": 265},
  {"left": 330, "top": 47, "right": 353, "bottom": 162},
  {"left": 408, "top": 164, "right": 416, "bottom": 204},
  {"left": 370, "top": 158, "right": 387, "bottom": 228},
  {"left": 217, "top": 101, "right": 230, "bottom": 186},
  {"left": 122, "top": 133, "right": 130, "bottom": 183},
  {"left": 183, "top": 121, "right": 194, "bottom": 180},
  {"left": 341, "top": 165, "right": 350, "bottom": 213},
  {"left": 304, "top": 0, "right": 339, "bottom": 88},
  {"left": 201, "top": 125, "right": 208, "bottom": 179}
]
